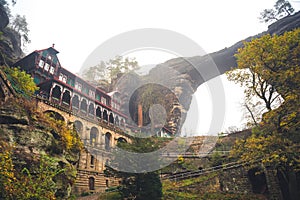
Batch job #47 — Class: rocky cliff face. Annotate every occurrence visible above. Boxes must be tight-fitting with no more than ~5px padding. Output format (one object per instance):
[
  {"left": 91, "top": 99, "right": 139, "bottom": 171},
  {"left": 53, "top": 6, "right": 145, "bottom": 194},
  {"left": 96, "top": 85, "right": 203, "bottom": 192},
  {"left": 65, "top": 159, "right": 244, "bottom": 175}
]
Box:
[
  {"left": 115, "top": 11, "right": 300, "bottom": 135},
  {"left": 0, "top": 97, "right": 80, "bottom": 199},
  {"left": 0, "top": 5, "right": 23, "bottom": 66}
]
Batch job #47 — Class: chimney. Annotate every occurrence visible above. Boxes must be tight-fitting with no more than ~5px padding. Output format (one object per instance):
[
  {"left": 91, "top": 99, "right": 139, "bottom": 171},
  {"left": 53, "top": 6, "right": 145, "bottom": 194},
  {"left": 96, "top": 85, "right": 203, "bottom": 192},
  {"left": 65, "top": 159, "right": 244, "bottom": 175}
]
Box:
[{"left": 138, "top": 104, "right": 143, "bottom": 127}]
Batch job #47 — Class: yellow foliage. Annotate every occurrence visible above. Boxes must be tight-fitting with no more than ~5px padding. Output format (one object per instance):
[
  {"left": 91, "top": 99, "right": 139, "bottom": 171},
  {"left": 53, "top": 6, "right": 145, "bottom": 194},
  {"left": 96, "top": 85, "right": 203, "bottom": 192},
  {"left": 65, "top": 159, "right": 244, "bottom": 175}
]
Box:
[{"left": 229, "top": 29, "right": 300, "bottom": 171}]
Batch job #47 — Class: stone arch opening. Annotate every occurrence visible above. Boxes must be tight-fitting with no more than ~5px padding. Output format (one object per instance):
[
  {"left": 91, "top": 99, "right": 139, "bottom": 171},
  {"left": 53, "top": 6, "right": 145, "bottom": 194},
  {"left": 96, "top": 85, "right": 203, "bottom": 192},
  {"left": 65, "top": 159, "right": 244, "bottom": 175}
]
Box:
[
  {"left": 52, "top": 85, "right": 61, "bottom": 100},
  {"left": 80, "top": 99, "right": 87, "bottom": 113},
  {"left": 62, "top": 90, "right": 71, "bottom": 105},
  {"left": 88, "top": 177, "right": 95, "bottom": 190},
  {"left": 117, "top": 137, "right": 127, "bottom": 143},
  {"left": 74, "top": 120, "right": 83, "bottom": 135},
  {"left": 248, "top": 168, "right": 268, "bottom": 195},
  {"left": 105, "top": 132, "right": 111, "bottom": 151},
  {"left": 109, "top": 113, "right": 114, "bottom": 124},
  {"left": 44, "top": 110, "right": 64, "bottom": 122},
  {"left": 96, "top": 106, "right": 102, "bottom": 119},
  {"left": 88, "top": 103, "right": 94, "bottom": 116},
  {"left": 103, "top": 110, "right": 108, "bottom": 121},
  {"left": 90, "top": 127, "right": 99, "bottom": 146},
  {"left": 72, "top": 95, "right": 79, "bottom": 109}
]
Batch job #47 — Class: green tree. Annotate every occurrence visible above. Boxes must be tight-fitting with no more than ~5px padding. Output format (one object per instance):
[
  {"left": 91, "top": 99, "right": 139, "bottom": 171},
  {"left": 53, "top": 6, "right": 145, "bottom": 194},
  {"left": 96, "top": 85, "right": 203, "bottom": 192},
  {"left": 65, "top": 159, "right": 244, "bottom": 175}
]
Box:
[
  {"left": 260, "top": 0, "right": 295, "bottom": 23},
  {"left": 105, "top": 137, "right": 163, "bottom": 200},
  {"left": 0, "top": 146, "right": 63, "bottom": 200},
  {"left": 10, "top": 14, "right": 30, "bottom": 46},
  {"left": 229, "top": 29, "right": 300, "bottom": 199},
  {"left": 83, "top": 56, "right": 139, "bottom": 83}
]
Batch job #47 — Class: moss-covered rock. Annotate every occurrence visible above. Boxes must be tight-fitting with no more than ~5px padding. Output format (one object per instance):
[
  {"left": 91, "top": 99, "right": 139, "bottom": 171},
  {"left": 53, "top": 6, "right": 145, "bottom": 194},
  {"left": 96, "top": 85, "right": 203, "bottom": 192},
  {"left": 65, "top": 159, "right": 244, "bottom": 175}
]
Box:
[{"left": 0, "top": 98, "right": 81, "bottom": 199}]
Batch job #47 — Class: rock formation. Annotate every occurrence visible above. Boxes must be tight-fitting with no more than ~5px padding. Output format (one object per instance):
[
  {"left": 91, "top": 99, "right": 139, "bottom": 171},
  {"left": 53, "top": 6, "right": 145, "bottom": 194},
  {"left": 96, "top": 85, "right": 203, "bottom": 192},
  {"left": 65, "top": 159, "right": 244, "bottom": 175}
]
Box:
[
  {"left": 0, "top": 5, "right": 23, "bottom": 66},
  {"left": 116, "top": 11, "right": 300, "bottom": 135}
]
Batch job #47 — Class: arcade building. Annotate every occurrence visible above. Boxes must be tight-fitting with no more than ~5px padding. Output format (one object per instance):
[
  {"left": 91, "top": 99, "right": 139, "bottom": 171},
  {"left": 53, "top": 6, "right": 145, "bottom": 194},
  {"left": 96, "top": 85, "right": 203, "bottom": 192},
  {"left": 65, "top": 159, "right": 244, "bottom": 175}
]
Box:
[{"left": 13, "top": 46, "right": 173, "bottom": 194}]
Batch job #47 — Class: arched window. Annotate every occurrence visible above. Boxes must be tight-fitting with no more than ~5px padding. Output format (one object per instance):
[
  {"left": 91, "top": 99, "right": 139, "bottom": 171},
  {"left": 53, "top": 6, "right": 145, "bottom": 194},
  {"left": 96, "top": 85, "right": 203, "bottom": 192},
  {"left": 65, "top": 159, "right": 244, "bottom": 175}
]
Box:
[
  {"left": 80, "top": 99, "right": 87, "bottom": 113},
  {"left": 105, "top": 132, "right": 111, "bottom": 151},
  {"left": 88, "top": 103, "right": 94, "bottom": 116},
  {"left": 74, "top": 120, "right": 83, "bottom": 135},
  {"left": 62, "top": 90, "right": 71, "bottom": 105},
  {"left": 120, "top": 119, "right": 125, "bottom": 127},
  {"left": 51, "top": 85, "right": 61, "bottom": 100},
  {"left": 115, "top": 116, "right": 119, "bottom": 126},
  {"left": 72, "top": 95, "right": 79, "bottom": 109},
  {"left": 96, "top": 107, "right": 102, "bottom": 119},
  {"left": 109, "top": 113, "right": 114, "bottom": 124},
  {"left": 90, "top": 127, "right": 99, "bottom": 146},
  {"left": 103, "top": 110, "right": 108, "bottom": 122}
]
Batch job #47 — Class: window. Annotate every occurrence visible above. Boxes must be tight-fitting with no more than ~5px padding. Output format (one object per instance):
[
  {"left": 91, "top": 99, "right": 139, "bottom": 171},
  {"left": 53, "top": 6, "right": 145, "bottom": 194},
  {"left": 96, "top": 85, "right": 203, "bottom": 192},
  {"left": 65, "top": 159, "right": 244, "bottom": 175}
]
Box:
[
  {"left": 50, "top": 66, "right": 55, "bottom": 74},
  {"left": 67, "top": 79, "right": 74, "bottom": 87},
  {"left": 83, "top": 88, "right": 89, "bottom": 95},
  {"left": 75, "top": 82, "right": 82, "bottom": 91},
  {"left": 101, "top": 97, "right": 107, "bottom": 105},
  {"left": 44, "top": 63, "right": 50, "bottom": 71},
  {"left": 62, "top": 75, "right": 67, "bottom": 83},
  {"left": 89, "top": 90, "right": 95, "bottom": 98},
  {"left": 48, "top": 55, "right": 52, "bottom": 60},
  {"left": 90, "top": 155, "right": 95, "bottom": 166},
  {"left": 96, "top": 94, "right": 100, "bottom": 101},
  {"left": 59, "top": 73, "right": 67, "bottom": 83},
  {"left": 38, "top": 59, "right": 44, "bottom": 68},
  {"left": 59, "top": 73, "right": 63, "bottom": 81}
]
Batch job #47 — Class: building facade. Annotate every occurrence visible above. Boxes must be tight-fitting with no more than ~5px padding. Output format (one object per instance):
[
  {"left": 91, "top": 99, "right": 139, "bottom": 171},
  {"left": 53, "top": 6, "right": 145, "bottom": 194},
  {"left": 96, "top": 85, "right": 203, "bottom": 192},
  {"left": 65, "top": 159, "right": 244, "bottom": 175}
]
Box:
[{"left": 14, "top": 46, "right": 129, "bottom": 194}]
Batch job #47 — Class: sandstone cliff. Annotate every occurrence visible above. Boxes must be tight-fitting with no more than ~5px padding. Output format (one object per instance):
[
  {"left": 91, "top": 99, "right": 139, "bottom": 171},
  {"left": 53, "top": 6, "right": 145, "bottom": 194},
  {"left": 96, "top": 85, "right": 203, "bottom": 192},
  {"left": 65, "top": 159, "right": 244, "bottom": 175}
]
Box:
[
  {"left": 0, "top": 5, "right": 23, "bottom": 66},
  {"left": 116, "top": 11, "right": 300, "bottom": 135}
]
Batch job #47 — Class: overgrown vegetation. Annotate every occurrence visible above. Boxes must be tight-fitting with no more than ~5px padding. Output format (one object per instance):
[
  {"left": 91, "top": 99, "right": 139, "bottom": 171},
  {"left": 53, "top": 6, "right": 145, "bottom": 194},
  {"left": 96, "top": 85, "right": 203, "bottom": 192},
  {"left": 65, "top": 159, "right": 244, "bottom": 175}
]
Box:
[
  {"left": 0, "top": 141, "right": 63, "bottom": 200},
  {"left": 0, "top": 66, "right": 82, "bottom": 199},
  {"left": 227, "top": 28, "right": 300, "bottom": 198},
  {"left": 2, "top": 66, "right": 38, "bottom": 96},
  {"left": 104, "top": 137, "right": 164, "bottom": 200},
  {"left": 162, "top": 172, "right": 266, "bottom": 200}
]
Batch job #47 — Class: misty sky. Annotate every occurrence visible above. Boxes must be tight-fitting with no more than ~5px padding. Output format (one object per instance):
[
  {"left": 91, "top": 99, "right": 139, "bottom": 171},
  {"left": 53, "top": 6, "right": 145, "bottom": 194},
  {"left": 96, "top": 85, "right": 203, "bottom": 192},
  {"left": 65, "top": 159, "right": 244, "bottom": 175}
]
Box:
[{"left": 11, "top": 0, "right": 300, "bottom": 135}]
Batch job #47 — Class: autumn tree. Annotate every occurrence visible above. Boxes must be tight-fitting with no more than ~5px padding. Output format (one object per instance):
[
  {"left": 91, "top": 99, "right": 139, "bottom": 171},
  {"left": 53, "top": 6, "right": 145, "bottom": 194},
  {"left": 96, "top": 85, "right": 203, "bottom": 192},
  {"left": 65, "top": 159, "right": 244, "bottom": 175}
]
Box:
[
  {"left": 260, "top": 0, "right": 295, "bottom": 23},
  {"left": 229, "top": 28, "right": 300, "bottom": 199},
  {"left": 2, "top": 66, "right": 38, "bottom": 96}
]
